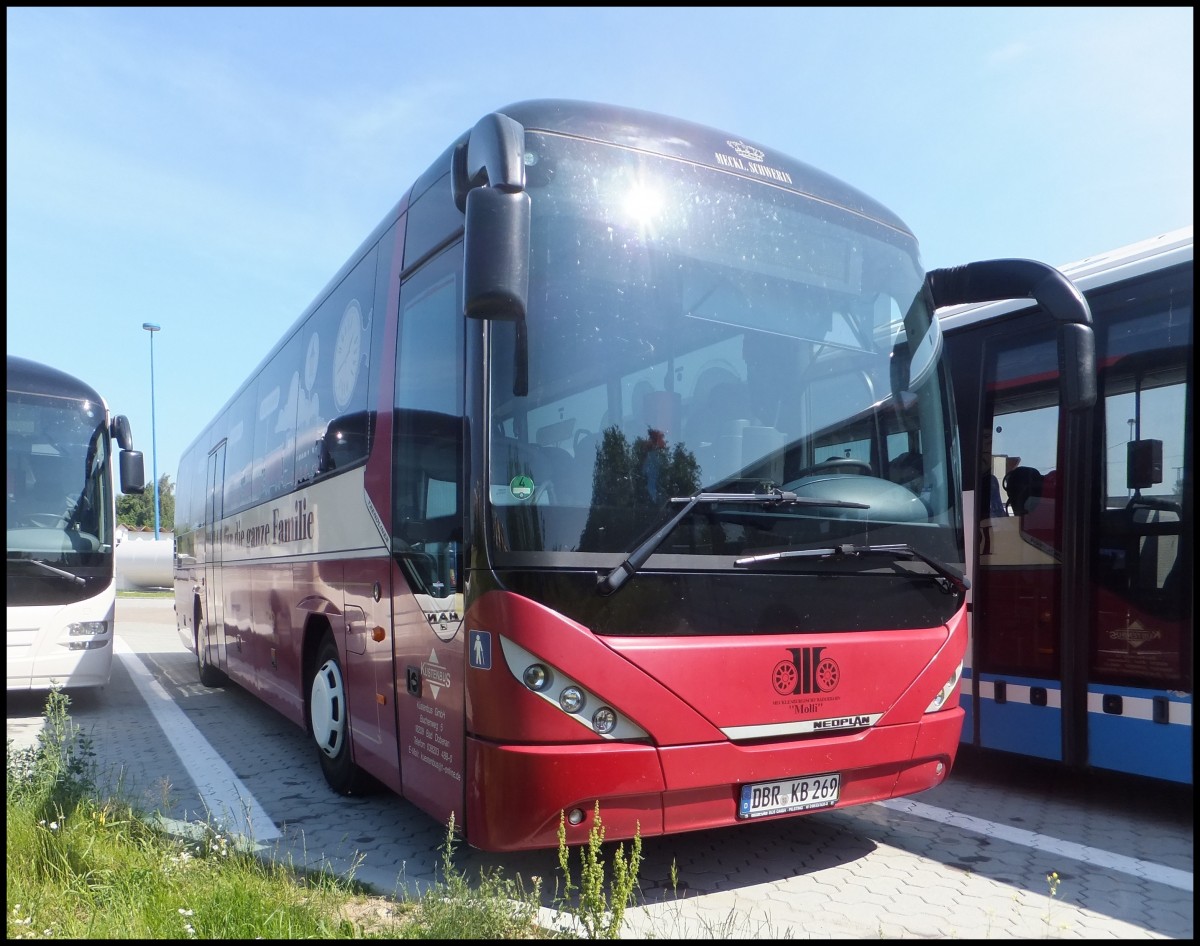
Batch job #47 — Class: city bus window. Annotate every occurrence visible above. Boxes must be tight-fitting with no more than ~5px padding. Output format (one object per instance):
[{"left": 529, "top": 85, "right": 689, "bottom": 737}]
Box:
[{"left": 1093, "top": 297, "right": 1189, "bottom": 688}]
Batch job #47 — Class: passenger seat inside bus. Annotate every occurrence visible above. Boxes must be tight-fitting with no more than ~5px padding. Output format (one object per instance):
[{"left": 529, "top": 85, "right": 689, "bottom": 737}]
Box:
[
  {"left": 568, "top": 430, "right": 600, "bottom": 505},
  {"left": 1002, "top": 466, "right": 1043, "bottom": 516},
  {"left": 25, "top": 461, "right": 77, "bottom": 520},
  {"left": 684, "top": 369, "right": 751, "bottom": 452},
  {"left": 492, "top": 436, "right": 563, "bottom": 504}
]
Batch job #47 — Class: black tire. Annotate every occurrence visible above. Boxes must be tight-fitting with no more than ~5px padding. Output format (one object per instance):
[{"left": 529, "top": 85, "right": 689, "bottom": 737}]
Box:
[
  {"left": 309, "top": 634, "right": 373, "bottom": 794},
  {"left": 195, "top": 602, "right": 227, "bottom": 688}
]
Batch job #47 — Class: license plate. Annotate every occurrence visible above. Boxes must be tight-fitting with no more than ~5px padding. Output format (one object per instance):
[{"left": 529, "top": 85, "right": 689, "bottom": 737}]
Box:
[{"left": 738, "top": 772, "right": 841, "bottom": 818}]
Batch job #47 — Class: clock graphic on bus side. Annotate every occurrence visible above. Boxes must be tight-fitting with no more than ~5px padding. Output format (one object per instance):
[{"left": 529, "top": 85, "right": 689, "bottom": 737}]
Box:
[{"left": 332, "top": 300, "right": 362, "bottom": 410}]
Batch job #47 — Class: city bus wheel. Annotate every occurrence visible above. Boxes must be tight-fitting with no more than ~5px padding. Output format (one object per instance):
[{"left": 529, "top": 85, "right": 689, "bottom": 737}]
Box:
[{"left": 309, "top": 634, "right": 371, "bottom": 794}]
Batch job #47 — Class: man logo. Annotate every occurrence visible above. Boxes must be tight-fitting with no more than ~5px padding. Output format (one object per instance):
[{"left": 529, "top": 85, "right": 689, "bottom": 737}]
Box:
[{"left": 772, "top": 647, "right": 840, "bottom": 695}]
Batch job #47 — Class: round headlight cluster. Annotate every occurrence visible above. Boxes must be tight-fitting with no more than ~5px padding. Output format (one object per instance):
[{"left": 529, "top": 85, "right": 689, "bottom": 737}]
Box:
[
  {"left": 517, "top": 651, "right": 627, "bottom": 736},
  {"left": 592, "top": 707, "right": 617, "bottom": 735},
  {"left": 559, "top": 686, "right": 585, "bottom": 714},
  {"left": 523, "top": 663, "right": 551, "bottom": 691}
]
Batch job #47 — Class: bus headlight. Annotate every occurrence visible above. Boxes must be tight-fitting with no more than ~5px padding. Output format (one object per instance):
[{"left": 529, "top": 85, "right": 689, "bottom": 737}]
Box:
[
  {"left": 925, "top": 662, "right": 963, "bottom": 713},
  {"left": 559, "top": 686, "right": 585, "bottom": 714},
  {"left": 522, "top": 664, "right": 552, "bottom": 691},
  {"left": 498, "top": 635, "right": 649, "bottom": 740},
  {"left": 592, "top": 707, "right": 617, "bottom": 735},
  {"left": 68, "top": 621, "right": 109, "bottom": 636}
]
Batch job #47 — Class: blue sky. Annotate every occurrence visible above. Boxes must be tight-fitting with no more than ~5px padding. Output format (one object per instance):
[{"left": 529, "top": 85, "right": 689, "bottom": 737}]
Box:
[{"left": 7, "top": 7, "right": 1193, "bottom": 492}]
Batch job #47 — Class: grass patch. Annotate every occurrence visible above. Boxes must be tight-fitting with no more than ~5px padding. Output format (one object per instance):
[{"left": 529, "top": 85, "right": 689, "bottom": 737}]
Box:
[{"left": 7, "top": 687, "right": 686, "bottom": 939}]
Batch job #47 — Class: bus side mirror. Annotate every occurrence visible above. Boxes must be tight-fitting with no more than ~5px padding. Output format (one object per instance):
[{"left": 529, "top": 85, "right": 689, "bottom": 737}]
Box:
[
  {"left": 111, "top": 414, "right": 134, "bottom": 451},
  {"left": 453, "top": 112, "right": 531, "bottom": 323},
  {"left": 453, "top": 111, "right": 532, "bottom": 395},
  {"left": 463, "top": 185, "right": 530, "bottom": 322},
  {"left": 120, "top": 450, "right": 145, "bottom": 494}
]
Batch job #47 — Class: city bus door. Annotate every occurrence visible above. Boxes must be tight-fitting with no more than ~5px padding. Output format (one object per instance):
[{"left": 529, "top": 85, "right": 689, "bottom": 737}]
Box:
[{"left": 971, "top": 329, "right": 1074, "bottom": 763}]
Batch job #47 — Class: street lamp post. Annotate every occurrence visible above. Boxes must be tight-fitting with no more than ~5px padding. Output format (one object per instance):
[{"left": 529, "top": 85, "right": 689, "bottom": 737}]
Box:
[{"left": 142, "top": 322, "right": 161, "bottom": 540}]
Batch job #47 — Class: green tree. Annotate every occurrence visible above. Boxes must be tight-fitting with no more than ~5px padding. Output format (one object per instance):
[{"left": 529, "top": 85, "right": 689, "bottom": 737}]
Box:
[
  {"left": 117, "top": 474, "right": 175, "bottom": 531},
  {"left": 581, "top": 426, "right": 700, "bottom": 550}
]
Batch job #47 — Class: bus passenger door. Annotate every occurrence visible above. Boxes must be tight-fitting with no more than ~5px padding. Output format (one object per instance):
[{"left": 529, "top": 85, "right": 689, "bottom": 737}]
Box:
[
  {"left": 204, "top": 443, "right": 227, "bottom": 670},
  {"left": 390, "top": 245, "right": 467, "bottom": 833},
  {"left": 972, "top": 330, "right": 1071, "bottom": 762}
]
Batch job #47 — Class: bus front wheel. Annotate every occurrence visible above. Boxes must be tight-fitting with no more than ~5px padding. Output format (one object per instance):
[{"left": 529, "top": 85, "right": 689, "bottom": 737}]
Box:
[{"left": 309, "top": 634, "right": 371, "bottom": 794}]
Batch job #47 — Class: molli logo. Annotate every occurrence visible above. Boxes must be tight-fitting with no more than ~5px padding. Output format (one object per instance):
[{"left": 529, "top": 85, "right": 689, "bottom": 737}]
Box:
[{"left": 772, "top": 646, "right": 841, "bottom": 695}]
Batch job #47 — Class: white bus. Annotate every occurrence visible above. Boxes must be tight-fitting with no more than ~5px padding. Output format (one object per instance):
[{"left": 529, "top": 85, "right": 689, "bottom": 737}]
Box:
[{"left": 7, "top": 355, "right": 145, "bottom": 690}]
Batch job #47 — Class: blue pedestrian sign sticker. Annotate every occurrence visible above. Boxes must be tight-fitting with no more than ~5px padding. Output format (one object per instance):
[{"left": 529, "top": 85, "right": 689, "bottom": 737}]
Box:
[{"left": 469, "top": 630, "right": 492, "bottom": 670}]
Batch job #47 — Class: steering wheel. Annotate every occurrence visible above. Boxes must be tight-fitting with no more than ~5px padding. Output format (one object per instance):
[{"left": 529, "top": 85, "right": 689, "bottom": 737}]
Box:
[
  {"left": 24, "top": 507, "right": 72, "bottom": 528},
  {"left": 573, "top": 429, "right": 593, "bottom": 453},
  {"left": 806, "top": 457, "right": 873, "bottom": 476},
  {"left": 22, "top": 494, "right": 76, "bottom": 525}
]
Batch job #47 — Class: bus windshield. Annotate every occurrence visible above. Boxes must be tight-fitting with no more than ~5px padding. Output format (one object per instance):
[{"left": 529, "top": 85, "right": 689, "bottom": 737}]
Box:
[
  {"left": 487, "top": 130, "right": 959, "bottom": 567},
  {"left": 7, "top": 390, "right": 114, "bottom": 605}
]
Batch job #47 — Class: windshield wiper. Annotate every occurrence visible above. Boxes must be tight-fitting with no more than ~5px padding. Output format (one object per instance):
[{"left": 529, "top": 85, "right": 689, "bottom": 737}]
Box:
[
  {"left": 13, "top": 557, "right": 87, "bottom": 587},
  {"left": 735, "top": 542, "right": 969, "bottom": 594},
  {"left": 597, "top": 488, "right": 870, "bottom": 597}
]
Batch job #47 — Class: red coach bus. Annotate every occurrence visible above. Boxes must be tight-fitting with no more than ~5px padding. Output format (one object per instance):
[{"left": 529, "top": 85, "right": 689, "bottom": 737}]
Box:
[{"left": 173, "top": 100, "right": 1093, "bottom": 851}]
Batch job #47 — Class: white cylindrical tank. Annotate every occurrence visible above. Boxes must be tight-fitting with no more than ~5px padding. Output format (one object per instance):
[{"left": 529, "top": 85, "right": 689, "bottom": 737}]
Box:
[{"left": 116, "top": 535, "right": 173, "bottom": 590}]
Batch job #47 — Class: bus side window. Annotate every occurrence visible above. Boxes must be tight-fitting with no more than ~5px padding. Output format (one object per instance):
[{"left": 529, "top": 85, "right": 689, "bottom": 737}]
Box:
[
  {"left": 415, "top": 430, "right": 461, "bottom": 593},
  {"left": 888, "top": 450, "right": 923, "bottom": 494},
  {"left": 317, "top": 411, "right": 373, "bottom": 475},
  {"left": 394, "top": 246, "right": 464, "bottom": 595},
  {"left": 1126, "top": 498, "right": 1182, "bottom": 618}
]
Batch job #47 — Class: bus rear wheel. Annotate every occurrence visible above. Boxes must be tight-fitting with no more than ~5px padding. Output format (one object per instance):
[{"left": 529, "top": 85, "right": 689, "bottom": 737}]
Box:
[
  {"left": 195, "top": 603, "right": 227, "bottom": 688},
  {"left": 309, "top": 634, "right": 372, "bottom": 794}
]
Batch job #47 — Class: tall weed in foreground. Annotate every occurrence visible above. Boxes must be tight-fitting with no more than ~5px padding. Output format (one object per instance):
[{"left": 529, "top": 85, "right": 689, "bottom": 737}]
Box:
[
  {"left": 396, "top": 811, "right": 552, "bottom": 938},
  {"left": 556, "top": 803, "right": 643, "bottom": 939},
  {"left": 6, "top": 687, "right": 96, "bottom": 821}
]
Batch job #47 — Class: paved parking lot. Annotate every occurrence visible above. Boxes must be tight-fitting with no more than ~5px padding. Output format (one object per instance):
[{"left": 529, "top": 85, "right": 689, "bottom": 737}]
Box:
[{"left": 6, "top": 597, "right": 1192, "bottom": 939}]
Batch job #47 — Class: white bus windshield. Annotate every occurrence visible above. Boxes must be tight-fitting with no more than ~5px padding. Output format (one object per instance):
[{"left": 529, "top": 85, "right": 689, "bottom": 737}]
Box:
[{"left": 7, "top": 391, "right": 114, "bottom": 603}]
